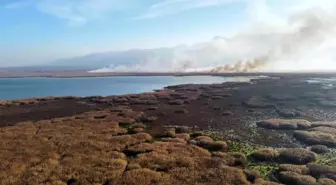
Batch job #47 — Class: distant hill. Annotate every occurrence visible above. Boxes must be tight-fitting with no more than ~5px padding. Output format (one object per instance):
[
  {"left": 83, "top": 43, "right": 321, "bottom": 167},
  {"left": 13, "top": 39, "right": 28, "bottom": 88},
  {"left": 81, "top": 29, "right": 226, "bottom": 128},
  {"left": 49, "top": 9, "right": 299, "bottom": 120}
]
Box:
[
  {"left": 46, "top": 36, "right": 240, "bottom": 72},
  {"left": 45, "top": 34, "right": 279, "bottom": 73},
  {"left": 50, "top": 47, "right": 177, "bottom": 69}
]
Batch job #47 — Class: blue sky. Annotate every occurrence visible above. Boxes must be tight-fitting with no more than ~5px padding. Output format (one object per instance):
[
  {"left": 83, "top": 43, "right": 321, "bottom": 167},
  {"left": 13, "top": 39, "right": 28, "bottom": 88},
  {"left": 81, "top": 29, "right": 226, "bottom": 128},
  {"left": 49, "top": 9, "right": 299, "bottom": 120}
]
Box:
[{"left": 0, "top": 0, "right": 332, "bottom": 66}]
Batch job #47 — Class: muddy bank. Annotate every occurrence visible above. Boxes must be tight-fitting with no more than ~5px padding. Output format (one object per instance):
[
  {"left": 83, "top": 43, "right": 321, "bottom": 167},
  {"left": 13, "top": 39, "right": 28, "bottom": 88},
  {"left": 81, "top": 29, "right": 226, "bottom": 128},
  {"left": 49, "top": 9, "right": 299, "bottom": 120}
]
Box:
[{"left": 1, "top": 76, "right": 336, "bottom": 147}]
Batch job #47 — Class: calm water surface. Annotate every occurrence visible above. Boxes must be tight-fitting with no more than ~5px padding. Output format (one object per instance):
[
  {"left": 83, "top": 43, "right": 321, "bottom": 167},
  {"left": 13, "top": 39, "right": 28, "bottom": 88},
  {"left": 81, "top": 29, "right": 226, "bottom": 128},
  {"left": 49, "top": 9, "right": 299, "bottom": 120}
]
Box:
[
  {"left": 0, "top": 76, "right": 256, "bottom": 100},
  {"left": 307, "top": 77, "right": 336, "bottom": 89}
]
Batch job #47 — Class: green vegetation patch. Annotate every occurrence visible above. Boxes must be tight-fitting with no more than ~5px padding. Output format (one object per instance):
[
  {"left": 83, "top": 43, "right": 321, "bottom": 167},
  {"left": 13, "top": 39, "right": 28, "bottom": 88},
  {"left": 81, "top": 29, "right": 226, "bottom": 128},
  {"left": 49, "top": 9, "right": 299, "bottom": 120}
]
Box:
[
  {"left": 315, "top": 148, "right": 336, "bottom": 166},
  {"left": 202, "top": 131, "right": 225, "bottom": 140},
  {"left": 227, "top": 141, "right": 260, "bottom": 156},
  {"left": 201, "top": 131, "right": 262, "bottom": 155},
  {"left": 202, "top": 131, "right": 280, "bottom": 179},
  {"left": 248, "top": 162, "right": 279, "bottom": 180}
]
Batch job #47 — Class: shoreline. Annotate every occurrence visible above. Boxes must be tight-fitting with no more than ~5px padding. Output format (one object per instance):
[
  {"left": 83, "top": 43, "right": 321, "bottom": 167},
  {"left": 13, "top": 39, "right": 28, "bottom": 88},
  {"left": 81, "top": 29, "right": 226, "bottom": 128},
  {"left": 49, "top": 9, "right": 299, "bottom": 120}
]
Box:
[
  {"left": 0, "top": 76, "right": 335, "bottom": 184},
  {"left": 1, "top": 71, "right": 336, "bottom": 79},
  {"left": 0, "top": 75, "right": 259, "bottom": 101},
  {"left": 0, "top": 76, "right": 333, "bottom": 144}
]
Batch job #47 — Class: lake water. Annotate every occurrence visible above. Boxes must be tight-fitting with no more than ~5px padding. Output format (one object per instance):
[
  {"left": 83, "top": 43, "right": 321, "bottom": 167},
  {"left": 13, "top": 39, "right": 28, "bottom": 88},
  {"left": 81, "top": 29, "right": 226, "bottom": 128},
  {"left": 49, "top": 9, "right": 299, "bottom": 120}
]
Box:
[
  {"left": 0, "top": 76, "right": 257, "bottom": 100},
  {"left": 307, "top": 77, "right": 336, "bottom": 89}
]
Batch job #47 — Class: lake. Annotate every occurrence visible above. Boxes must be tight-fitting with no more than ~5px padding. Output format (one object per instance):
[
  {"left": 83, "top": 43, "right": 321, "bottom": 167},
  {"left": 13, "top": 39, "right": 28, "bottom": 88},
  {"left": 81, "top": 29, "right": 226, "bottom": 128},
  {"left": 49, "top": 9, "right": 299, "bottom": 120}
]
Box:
[{"left": 0, "top": 76, "right": 257, "bottom": 100}]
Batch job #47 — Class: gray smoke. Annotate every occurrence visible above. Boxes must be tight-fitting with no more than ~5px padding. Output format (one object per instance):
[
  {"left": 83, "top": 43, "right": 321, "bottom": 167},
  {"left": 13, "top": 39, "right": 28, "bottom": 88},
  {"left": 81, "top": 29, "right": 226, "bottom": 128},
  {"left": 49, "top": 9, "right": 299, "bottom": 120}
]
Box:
[{"left": 90, "top": 1, "right": 336, "bottom": 73}]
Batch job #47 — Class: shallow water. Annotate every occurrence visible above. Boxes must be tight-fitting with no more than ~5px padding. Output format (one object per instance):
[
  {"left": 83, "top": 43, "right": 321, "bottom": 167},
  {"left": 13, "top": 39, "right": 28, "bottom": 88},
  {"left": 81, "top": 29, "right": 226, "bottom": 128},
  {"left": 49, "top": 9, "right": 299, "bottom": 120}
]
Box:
[
  {"left": 0, "top": 76, "right": 258, "bottom": 100},
  {"left": 307, "top": 77, "right": 336, "bottom": 89}
]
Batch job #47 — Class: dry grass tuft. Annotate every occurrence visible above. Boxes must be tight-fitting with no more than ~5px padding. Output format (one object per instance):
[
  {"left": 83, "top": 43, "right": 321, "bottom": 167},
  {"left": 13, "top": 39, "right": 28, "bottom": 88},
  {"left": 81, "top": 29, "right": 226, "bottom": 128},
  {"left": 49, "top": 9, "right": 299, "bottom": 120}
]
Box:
[
  {"left": 244, "top": 169, "right": 262, "bottom": 183},
  {"left": 278, "top": 171, "right": 316, "bottom": 185},
  {"left": 193, "top": 136, "right": 227, "bottom": 151},
  {"left": 194, "top": 136, "right": 213, "bottom": 146},
  {"left": 279, "top": 148, "right": 316, "bottom": 165},
  {"left": 251, "top": 148, "right": 279, "bottom": 162},
  {"left": 294, "top": 130, "right": 336, "bottom": 147},
  {"left": 209, "top": 141, "right": 228, "bottom": 151},
  {"left": 0, "top": 109, "right": 151, "bottom": 184},
  {"left": 254, "top": 178, "right": 284, "bottom": 185},
  {"left": 0, "top": 107, "right": 283, "bottom": 185},
  {"left": 126, "top": 163, "right": 142, "bottom": 171},
  {"left": 161, "top": 137, "right": 187, "bottom": 143},
  {"left": 279, "top": 164, "right": 310, "bottom": 175},
  {"left": 317, "top": 178, "right": 336, "bottom": 185},
  {"left": 190, "top": 131, "right": 205, "bottom": 137},
  {"left": 175, "top": 133, "right": 191, "bottom": 141},
  {"left": 119, "top": 168, "right": 169, "bottom": 185},
  {"left": 310, "top": 145, "right": 329, "bottom": 154},
  {"left": 134, "top": 152, "right": 194, "bottom": 171},
  {"left": 257, "top": 119, "right": 312, "bottom": 130},
  {"left": 175, "top": 126, "right": 191, "bottom": 133},
  {"left": 128, "top": 127, "right": 144, "bottom": 134},
  {"left": 307, "top": 163, "right": 336, "bottom": 178},
  {"left": 163, "top": 129, "right": 176, "bottom": 137}
]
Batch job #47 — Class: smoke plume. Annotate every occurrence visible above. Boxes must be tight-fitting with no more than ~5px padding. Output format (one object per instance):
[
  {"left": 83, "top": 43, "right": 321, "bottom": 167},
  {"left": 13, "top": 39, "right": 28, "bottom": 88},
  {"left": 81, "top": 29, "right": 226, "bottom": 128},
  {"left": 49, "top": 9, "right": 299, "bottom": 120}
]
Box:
[{"left": 90, "top": 1, "right": 336, "bottom": 73}]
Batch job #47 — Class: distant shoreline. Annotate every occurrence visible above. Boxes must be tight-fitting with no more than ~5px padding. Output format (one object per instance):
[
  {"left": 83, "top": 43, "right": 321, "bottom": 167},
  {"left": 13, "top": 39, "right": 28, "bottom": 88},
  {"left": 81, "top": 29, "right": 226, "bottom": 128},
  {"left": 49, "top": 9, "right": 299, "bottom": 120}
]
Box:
[
  {"left": 1, "top": 71, "right": 336, "bottom": 78},
  {"left": 0, "top": 72, "right": 220, "bottom": 78}
]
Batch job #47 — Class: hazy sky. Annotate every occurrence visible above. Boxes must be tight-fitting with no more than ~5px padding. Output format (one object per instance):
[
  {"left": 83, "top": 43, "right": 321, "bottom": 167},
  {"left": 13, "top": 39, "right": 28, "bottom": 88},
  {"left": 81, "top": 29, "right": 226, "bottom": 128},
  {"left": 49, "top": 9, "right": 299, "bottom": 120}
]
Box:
[{"left": 0, "top": 0, "right": 333, "bottom": 66}]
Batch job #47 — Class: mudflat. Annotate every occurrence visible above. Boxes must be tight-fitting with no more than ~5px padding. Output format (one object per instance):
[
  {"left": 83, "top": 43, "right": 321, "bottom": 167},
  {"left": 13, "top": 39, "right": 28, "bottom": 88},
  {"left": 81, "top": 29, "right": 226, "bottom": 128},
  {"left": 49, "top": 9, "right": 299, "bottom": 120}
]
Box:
[{"left": 1, "top": 75, "right": 336, "bottom": 185}]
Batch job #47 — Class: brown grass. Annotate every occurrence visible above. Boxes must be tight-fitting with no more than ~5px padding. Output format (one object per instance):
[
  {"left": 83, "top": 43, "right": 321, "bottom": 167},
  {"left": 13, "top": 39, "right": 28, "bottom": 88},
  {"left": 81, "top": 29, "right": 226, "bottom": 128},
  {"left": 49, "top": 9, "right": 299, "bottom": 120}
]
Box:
[
  {"left": 307, "top": 163, "right": 336, "bottom": 178},
  {"left": 163, "top": 129, "right": 176, "bottom": 137},
  {"left": 244, "top": 169, "right": 261, "bottom": 182},
  {"left": 279, "top": 164, "right": 310, "bottom": 175},
  {"left": 175, "top": 126, "right": 191, "bottom": 133},
  {"left": 119, "top": 168, "right": 169, "bottom": 185},
  {"left": 0, "top": 107, "right": 283, "bottom": 185},
  {"left": 161, "top": 137, "right": 187, "bottom": 143},
  {"left": 311, "top": 121, "right": 336, "bottom": 128},
  {"left": 294, "top": 130, "right": 336, "bottom": 147},
  {"left": 317, "top": 178, "right": 336, "bottom": 185},
  {"left": 254, "top": 178, "right": 284, "bottom": 185},
  {"left": 133, "top": 152, "right": 194, "bottom": 171},
  {"left": 0, "top": 109, "right": 145, "bottom": 185},
  {"left": 310, "top": 145, "right": 329, "bottom": 154},
  {"left": 257, "top": 119, "right": 312, "bottom": 130},
  {"left": 311, "top": 127, "right": 336, "bottom": 135},
  {"left": 175, "top": 133, "right": 191, "bottom": 141},
  {"left": 251, "top": 148, "right": 279, "bottom": 161},
  {"left": 279, "top": 148, "right": 316, "bottom": 165},
  {"left": 192, "top": 136, "right": 228, "bottom": 151},
  {"left": 278, "top": 171, "right": 316, "bottom": 185}
]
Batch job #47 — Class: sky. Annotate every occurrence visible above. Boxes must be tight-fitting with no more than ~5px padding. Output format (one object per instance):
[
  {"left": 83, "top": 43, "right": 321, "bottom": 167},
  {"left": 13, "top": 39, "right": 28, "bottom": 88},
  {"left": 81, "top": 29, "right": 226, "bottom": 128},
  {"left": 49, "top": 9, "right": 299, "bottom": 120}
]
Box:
[{"left": 0, "top": 0, "right": 335, "bottom": 68}]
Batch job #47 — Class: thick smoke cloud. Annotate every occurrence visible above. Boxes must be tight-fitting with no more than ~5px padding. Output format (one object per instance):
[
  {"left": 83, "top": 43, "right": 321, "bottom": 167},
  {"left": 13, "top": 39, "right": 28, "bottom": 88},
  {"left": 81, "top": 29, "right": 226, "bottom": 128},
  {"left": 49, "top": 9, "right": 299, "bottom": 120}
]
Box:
[{"left": 90, "top": 1, "right": 336, "bottom": 73}]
